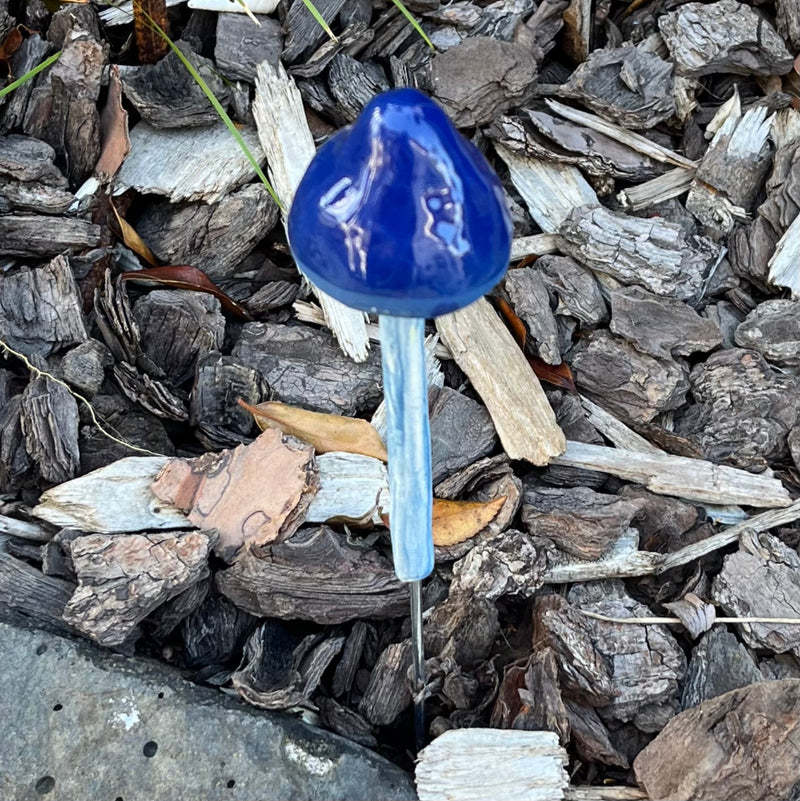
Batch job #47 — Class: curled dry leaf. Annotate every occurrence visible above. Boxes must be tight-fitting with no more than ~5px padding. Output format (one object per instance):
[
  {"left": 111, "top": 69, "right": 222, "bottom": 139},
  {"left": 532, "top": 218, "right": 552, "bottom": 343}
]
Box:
[
  {"left": 109, "top": 198, "right": 158, "bottom": 266},
  {"left": 121, "top": 265, "right": 253, "bottom": 320},
  {"left": 239, "top": 399, "right": 388, "bottom": 461},
  {"left": 663, "top": 592, "right": 716, "bottom": 639},
  {"left": 431, "top": 496, "right": 507, "bottom": 547},
  {"left": 95, "top": 65, "right": 131, "bottom": 182}
]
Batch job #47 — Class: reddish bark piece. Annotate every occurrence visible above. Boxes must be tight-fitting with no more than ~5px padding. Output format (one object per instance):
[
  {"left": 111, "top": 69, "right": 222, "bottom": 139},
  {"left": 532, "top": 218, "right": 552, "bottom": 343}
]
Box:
[
  {"left": 151, "top": 428, "right": 318, "bottom": 562},
  {"left": 634, "top": 679, "right": 800, "bottom": 801}
]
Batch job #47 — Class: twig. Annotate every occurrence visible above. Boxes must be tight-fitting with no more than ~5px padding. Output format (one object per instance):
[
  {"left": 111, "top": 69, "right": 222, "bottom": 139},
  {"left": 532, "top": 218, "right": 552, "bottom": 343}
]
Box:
[
  {"left": 580, "top": 610, "right": 800, "bottom": 626},
  {"left": 0, "top": 339, "right": 165, "bottom": 458}
]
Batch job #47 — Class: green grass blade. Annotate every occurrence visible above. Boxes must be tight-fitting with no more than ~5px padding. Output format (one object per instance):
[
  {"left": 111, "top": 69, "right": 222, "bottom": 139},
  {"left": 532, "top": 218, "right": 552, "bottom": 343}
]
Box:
[
  {"left": 299, "top": 0, "right": 338, "bottom": 42},
  {"left": 389, "top": 0, "right": 433, "bottom": 49},
  {"left": 0, "top": 50, "right": 62, "bottom": 100},
  {"left": 138, "top": 8, "right": 284, "bottom": 210}
]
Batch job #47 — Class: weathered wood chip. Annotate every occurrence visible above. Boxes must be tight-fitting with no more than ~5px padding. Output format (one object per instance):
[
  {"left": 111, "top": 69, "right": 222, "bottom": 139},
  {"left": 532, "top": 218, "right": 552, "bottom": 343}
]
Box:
[
  {"left": 216, "top": 525, "right": 409, "bottom": 623},
  {"left": 505, "top": 266, "right": 561, "bottom": 364},
  {"left": 0, "top": 214, "right": 101, "bottom": 257},
  {"left": 535, "top": 255, "right": 608, "bottom": 327},
  {"left": 658, "top": 0, "right": 793, "bottom": 77},
  {"left": 734, "top": 299, "right": 800, "bottom": 367},
  {"left": 634, "top": 679, "right": 800, "bottom": 801},
  {"left": 358, "top": 640, "right": 412, "bottom": 726},
  {"left": 151, "top": 428, "right": 317, "bottom": 562},
  {"left": 62, "top": 530, "right": 212, "bottom": 646},
  {"left": 214, "top": 13, "right": 282, "bottom": 82},
  {"left": 711, "top": 530, "right": 800, "bottom": 658}
]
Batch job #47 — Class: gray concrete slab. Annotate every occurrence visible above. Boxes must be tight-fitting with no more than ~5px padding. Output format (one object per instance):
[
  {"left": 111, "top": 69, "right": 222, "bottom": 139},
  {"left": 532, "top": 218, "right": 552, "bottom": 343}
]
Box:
[{"left": 0, "top": 617, "right": 416, "bottom": 801}]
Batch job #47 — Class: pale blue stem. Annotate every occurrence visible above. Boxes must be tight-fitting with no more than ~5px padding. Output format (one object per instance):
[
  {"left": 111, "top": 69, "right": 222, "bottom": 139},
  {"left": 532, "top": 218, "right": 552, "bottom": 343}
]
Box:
[{"left": 379, "top": 315, "right": 434, "bottom": 583}]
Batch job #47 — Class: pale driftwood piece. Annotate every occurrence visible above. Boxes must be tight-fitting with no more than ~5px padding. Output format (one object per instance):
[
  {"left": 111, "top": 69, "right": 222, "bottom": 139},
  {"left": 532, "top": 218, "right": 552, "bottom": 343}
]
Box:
[
  {"left": 430, "top": 37, "right": 536, "bottom": 128},
  {"left": 0, "top": 515, "right": 51, "bottom": 542},
  {"left": 63, "top": 531, "right": 212, "bottom": 647},
  {"left": 711, "top": 530, "right": 800, "bottom": 657},
  {"left": 232, "top": 322, "right": 382, "bottom": 415},
  {"left": 634, "top": 679, "right": 800, "bottom": 801},
  {"left": 506, "top": 267, "right": 561, "bottom": 364},
  {"left": 151, "top": 429, "right": 317, "bottom": 563},
  {"left": 0, "top": 255, "right": 88, "bottom": 358},
  {"left": 617, "top": 168, "right": 695, "bottom": 212},
  {"left": 734, "top": 300, "right": 800, "bottom": 367},
  {"left": 495, "top": 143, "right": 598, "bottom": 233},
  {"left": 0, "top": 537, "right": 77, "bottom": 635},
  {"left": 579, "top": 396, "right": 662, "bottom": 454},
  {"left": 551, "top": 440, "right": 791, "bottom": 507},
  {"left": 134, "top": 184, "right": 280, "bottom": 281},
  {"left": 522, "top": 486, "right": 644, "bottom": 560},
  {"left": 116, "top": 122, "right": 266, "bottom": 204},
  {"left": 416, "top": 729, "right": 569, "bottom": 801},
  {"left": 437, "top": 298, "right": 565, "bottom": 465},
  {"left": 658, "top": 0, "right": 793, "bottom": 77},
  {"left": 544, "top": 581, "right": 686, "bottom": 724},
  {"left": 609, "top": 286, "right": 723, "bottom": 359},
  {"left": 686, "top": 106, "right": 772, "bottom": 237},
  {"left": 559, "top": 204, "right": 721, "bottom": 302},
  {"left": 189, "top": 0, "right": 280, "bottom": 13},
  {"left": 119, "top": 47, "right": 228, "bottom": 129},
  {"left": 545, "top": 100, "right": 697, "bottom": 170},
  {"left": 253, "top": 60, "right": 370, "bottom": 363},
  {"left": 510, "top": 233, "right": 561, "bottom": 261},
  {"left": 768, "top": 213, "right": 800, "bottom": 299},
  {"left": 359, "top": 640, "right": 412, "bottom": 726},
  {"left": 0, "top": 214, "right": 101, "bottom": 257},
  {"left": 31, "top": 456, "right": 188, "bottom": 533},
  {"left": 216, "top": 526, "right": 409, "bottom": 624},
  {"left": 215, "top": 13, "right": 282, "bottom": 82},
  {"left": 680, "top": 627, "right": 762, "bottom": 710},
  {"left": 304, "top": 452, "right": 388, "bottom": 525},
  {"left": 561, "top": 47, "right": 675, "bottom": 129}
]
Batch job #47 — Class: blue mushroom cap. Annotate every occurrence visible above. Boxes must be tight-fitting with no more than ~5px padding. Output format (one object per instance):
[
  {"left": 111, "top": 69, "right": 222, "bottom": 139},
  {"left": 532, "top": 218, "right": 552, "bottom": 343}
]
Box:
[{"left": 287, "top": 88, "right": 513, "bottom": 318}]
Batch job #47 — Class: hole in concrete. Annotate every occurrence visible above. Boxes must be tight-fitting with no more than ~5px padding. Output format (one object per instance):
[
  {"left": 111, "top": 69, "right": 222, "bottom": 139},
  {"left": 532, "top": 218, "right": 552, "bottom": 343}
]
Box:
[
  {"left": 227, "top": 779, "right": 236, "bottom": 789},
  {"left": 35, "top": 776, "right": 55, "bottom": 795},
  {"left": 52, "top": 703, "right": 63, "bottom": 711},
  {"left": 115, "top": 796, "right": 124, "bottom": 800},
  {"left": 157, "top": 692, "right": 164, "bottom": 699},
  {"left": 143, "top": 741, "right": 158, "bottom": 758},
  {"left": 35, "top": 644, "right": 48, "bottom": 656}
]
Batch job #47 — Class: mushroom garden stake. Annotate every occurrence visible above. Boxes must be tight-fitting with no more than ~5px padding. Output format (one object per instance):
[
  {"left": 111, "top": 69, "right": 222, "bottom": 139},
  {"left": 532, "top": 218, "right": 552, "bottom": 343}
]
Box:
[{"left": 288, "top": 89, "right": 512, "bottom": 748}]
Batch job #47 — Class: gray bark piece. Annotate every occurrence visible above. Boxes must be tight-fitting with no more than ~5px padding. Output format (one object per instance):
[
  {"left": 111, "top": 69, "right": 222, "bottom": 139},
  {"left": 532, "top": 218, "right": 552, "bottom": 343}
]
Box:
[
  {"left": 776, "top": 0, "right": 800, "bottom": 50},
  {"left": 0, "top": 176, "right": 73, "bottom": 214},
  {"left": 522, "top": 486, "right": 644, "bottom": 560},
  {"left": 0, "top": 214, "right": 101, "bottom": 257},
  {"left": 570, "top": 330, "right": 690, "bottom": 425},
  {"left": 712, "top": 530, "right": 800, "bottom": 659},
  {"left": 283, "top": 0, "right": 349, "bottom": 63},
  {"left": 734, "top": 299, "right": 800, "bottom": 367},
  {"left": 658, "top": 0, "right": 794, "bottom": 77},
  {"left": 117, "top": 122, "right": 266, "bottom": 204},
  {"left": 505, "top": 266, "right": 561, "bottom": 364},
  {"left": 0, "top": 134, "right": 67, "bottom": 185},
  {"left": 20, "top": 373, "right": 80, "bottom": 484},
  {"left": 429, "top": 387, "right": 497, "bottom": 484},
  {"left": 0, "top": 618, "right": 415, "bottom": 801},
  {"left": 0, "top": 396, "right": 33, "bottom": 493},
  {"left": 0, "top": 35, "right": 53, "bottom": 134},
  {"left": 609, "top": 286, "right": 723, "bottom": 359},
  {"left": 431, "top": 36, "right": 537, "bottom": 128},
  {"left": 0, "top": 255, "right": 88, "bottom": 358},
  {"left": 133, "top": 291, "right": 226, "bottom": 386},
  {"left": 61, "top": 340, "right": 113, "bottom": 397},
  {"left": 535, "top": 255, "right": 608, "bottom": 326},
  {"left": 328, "top": 55, "right": 390, "bottom": 123},
  {"left": 680, "top": 627, "right": 762, "bottom": 710},
  {"left": 63, "top": 531, "right": 212, "bottom": 647},
  {"left": 119, "top": 46, "right": 229, "bottom": 128},
  {"left": 359, "top": 640, "right": 412, "bottom": 726},
  {"left": 546, "top": 581, "right": 686, "bottom": 724},
  {"left": 134, "top": 184, "right": 279, "bottom": 280},
  {"left": 676, "top": 348, "right": 800, "bottom": 469},
  {"left": 558, "top": 204, "right": 719, "bottom": 302},
  {"left": 215, "top": 13, "right": 282, "bottom": 82},
  {"left": 561, "top": 46, "right": 675, "bottom": 129},
  {"left": 232, "top": 323, "right": 383, "bottom": 415}
]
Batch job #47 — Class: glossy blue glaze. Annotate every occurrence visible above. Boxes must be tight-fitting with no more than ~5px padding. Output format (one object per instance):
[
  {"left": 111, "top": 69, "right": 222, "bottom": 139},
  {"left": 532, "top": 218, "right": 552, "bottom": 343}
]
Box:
[{"left": 288, "top": 88, "right": 512, "bottom": 318}]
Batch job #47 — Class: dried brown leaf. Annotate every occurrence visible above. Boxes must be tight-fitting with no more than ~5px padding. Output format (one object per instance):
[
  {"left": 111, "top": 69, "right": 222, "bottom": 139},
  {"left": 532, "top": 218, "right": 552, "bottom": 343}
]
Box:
[
  {"left": 95, "top": 66, "right": 130, "bottom": 182},
  {"left": 663, "top": 592, "right": 716, "bottom": 638},
  {"left": 238, "top": 400, "right": 388, "bottom": 461},
  {"left": 120, "top": 265, "right": 253, "bottom": 321},
  {"left": 151, "top": 428, "right": 318, "bottom": 562},
  {"left": 432, "top": 496, "right": 507, "bottom": 547},
  {"left": 110, "top": 199, "right": 158, "bottom": 267}
]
